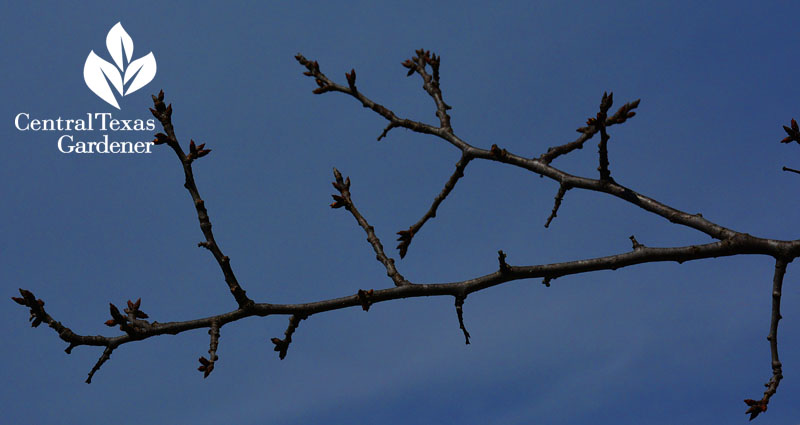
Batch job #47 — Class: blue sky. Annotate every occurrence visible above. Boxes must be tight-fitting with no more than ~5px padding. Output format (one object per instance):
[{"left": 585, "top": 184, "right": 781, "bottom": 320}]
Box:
[{"left": 3, "top": 1, "right": 800, "bottom": 424}]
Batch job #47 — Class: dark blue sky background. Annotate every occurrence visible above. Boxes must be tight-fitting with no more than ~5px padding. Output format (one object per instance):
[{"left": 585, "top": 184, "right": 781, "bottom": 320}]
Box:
[{"left": 3, "top": 1, "right": 800, "bottom": 424}]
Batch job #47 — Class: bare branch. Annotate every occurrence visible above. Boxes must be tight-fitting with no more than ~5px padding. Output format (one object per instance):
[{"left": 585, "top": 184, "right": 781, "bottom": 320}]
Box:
[
  {"left": 295, "top": 54, "right": 444, "bottom": 143},
  {"left": 397, "top": 153, "right": 472, "bottom": 258},
  {"left": 86, "top": 345, "right": 115, "bottom": 384},
  {"left": 538, "top": 98, "right": 640, "bottom": 165},
  {"left": 596, "top": 92, "right": 614, "bottom": 182},
  {"left": 150, "top": 91, "right": 253, "bottom": 309},
  {"left": 782, "top": 166, "right": 800, "bottom": 175},
  {"left": 197, "top": 322, "right": 220, "bottom": 378},
  {"left": 744, "top": 258, "right": 788, "bottom": 420},
  {"left": 545, "top": 183, "right": 570, "bottom": 228},
  {"left": 331, "top": 168, "right": 409, "bottom": 286},
  {"left": 454, "top": 295, "right": 471, "bottom": 345},
  {"left": 13, "top": 52, "right": 800, "bottom": 419}
]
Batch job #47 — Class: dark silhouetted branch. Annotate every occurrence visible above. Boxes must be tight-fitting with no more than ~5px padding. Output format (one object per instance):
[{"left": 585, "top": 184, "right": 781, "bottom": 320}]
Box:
[
  {"left": 150, "top": 90, "right": 253, "bottom": 310},
  {"left": 330, "top": 168, "right": 409, "bottom": 287},
  {"left": 744, "top": 258, "right": 788, "bottom": 420},
  {"left": 454, "top": 295, "right": 470, "bottom": 345},
  {"left": 397, "top": 153, "right": 472, "bottom": 258},
  {"left": 545, "top": 183, "right": 570, "bottom": 228},
  {"left": 12, "top": 53, "right": 800, "bottom": 421},
  {"left": 198, "top": 321, "right": 220, "bottom": 378}
]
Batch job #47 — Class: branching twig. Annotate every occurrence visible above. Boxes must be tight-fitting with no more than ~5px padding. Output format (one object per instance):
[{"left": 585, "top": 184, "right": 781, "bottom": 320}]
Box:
[
  {"left": 12, "top": 54, "right": 800, "bottom": 421},
  {"left": 271, "top": 315, "right": 307, "bottom": 360},
  {"left": 295, "top": 54, "right": 443, "bottom": 143},
  {"left": 538, "top": 99, "right": 640, "bottom": 165},
  {"left": 402, "top": 49, "right": 453, "bottom": 130}
]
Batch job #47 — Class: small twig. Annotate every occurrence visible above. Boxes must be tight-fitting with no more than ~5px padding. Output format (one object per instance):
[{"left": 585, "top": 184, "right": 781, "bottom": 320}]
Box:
[
  {"left": 198, "top": 322, "right": 220, "bottom": 378},
  {"left": 596, "top": 92, "right": 613, "bottom": 181},
  {"left": 295, "top": 54, "right": 443, "bottom": 143},
  {"left": 86, "top": 346, "right": 115, "bottom": 384},
  {"left": 271, "top": 314, "right": 306, "bottom": 360},
  {"left": 150, "top": 91, "right": 253, "bottom": 309},
  {"left": 744, "top": 258, "right": 788, "bottom": 420},
  {"left": 782, "top": 166, "right": 800, "bottom": 175},
  {"left": 330, "top": 168, "right": 409, "bottom": 286},
  {"left": 397, "top": 153, "right": 472, "bottom": 258},
  {"left": 454, "top": 295, "right": 471, "bottom": 345},
  {"left": 545, "top": 183, "right": 570, "bottom": 228},
  {"left": 539, "top": 98, "right": 640, "bottom": 164},
  {"left": 402, "top": 49, "right": 453, "bottom": 131}
]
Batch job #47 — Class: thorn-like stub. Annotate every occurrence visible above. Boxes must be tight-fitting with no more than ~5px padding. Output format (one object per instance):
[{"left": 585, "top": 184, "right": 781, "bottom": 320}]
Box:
[
  {"left": 629, "top": 235, "right": 644, "bottom": 250},
  {"left": 498, "top": 250, "right": 510, "bottom": 273},
  {"left": 454, "top": 295, "right": 471, "bottom": 344}
]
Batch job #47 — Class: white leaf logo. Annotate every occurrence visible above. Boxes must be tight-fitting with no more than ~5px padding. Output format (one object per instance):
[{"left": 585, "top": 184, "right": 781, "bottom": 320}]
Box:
[{"left": 83, "top": 22, "right": 156, "bottom": 109}]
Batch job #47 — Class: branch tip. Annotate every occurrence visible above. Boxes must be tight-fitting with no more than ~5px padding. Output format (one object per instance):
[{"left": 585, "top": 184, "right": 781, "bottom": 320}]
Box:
[{"left": 454, "top": 296, "right": 471, "bottom": 344}]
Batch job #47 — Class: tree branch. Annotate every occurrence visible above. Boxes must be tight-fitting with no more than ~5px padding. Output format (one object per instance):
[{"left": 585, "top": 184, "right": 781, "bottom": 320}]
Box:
[
  {"left": 330, "top": 168, "right": 409, "bottom": 287},
  {"left": 149, "top": 91, "right": 253, "bottom": 310},
  {"left": 744, "top": 258, "right": 788, "bottom": 420},
  {"left": 12, "top": 53, "right": 800, "bottom": 420},
  {"left": 397, "top": 152, "right": 472, "bottom": 258}
]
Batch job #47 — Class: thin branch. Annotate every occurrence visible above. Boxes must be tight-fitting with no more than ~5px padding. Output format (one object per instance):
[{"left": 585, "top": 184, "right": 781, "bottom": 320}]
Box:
[
  {"left": 13, "top": 53, "right": 800, "bottom": 420},
  {"left": 596, "top": 92, "right": 613, "bottom": 182},
  {"left": 497, "top": 250, "right": 510, "bottom": 273},
  {"left": 454, "top": 295, "right": 471, "bottom": 345},
  {"left": 150, "top": 91, "right": 253, "bottom": 309},
  {"left": 744, "top": 258, "right": 788, "bottom": 420},
  {"left": 295, "top": 55, "right": 731, "bottom": 241},
  {"left": 271, "top": 314, "right": 306, "bottom": 360},
  {"left": 538, "top": 98, "right": 640, "bottom": 165},
  {"left": 397, "top": 152, "right": 472, "bottom": 258},
  {"left": 86, "top": 345, "right": 115, "bottom": 384},
  {"left": 197, "top": 321, "right": 220, "bottom": 378},
  {"left": 330, "top": 168, "right": 409, "bottom": 286},
  {"left": 782, "top": 166, "right": 800, "bottom": 175},
  {"left": 295, "top": 54, "right": 445, "bottom": 143},
  {"left": 545, "top": 183, "right": 570, "bottom": 228},
  {"left": 15, "top": 235, "right": 799, "bottom": 376},
  {"left": 402, "top": 49, "right": 453, "bottom": 130}
]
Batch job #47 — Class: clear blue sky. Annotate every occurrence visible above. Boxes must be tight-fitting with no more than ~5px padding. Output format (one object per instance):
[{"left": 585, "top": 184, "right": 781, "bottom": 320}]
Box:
[{"left": 3, "top": 1, "right": 800, "bottom": 424}]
